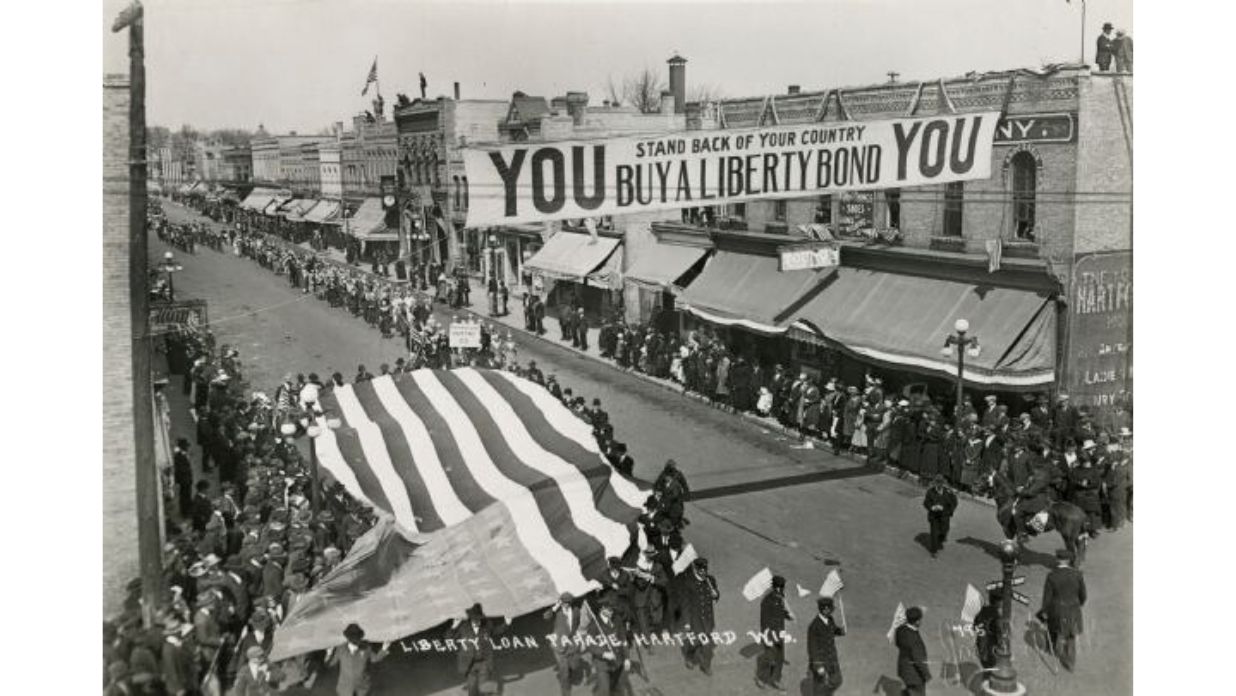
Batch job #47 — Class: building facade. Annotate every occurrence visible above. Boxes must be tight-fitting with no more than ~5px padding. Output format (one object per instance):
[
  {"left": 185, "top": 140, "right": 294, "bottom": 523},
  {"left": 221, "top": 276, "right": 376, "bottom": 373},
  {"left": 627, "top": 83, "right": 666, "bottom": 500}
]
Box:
[{"left": 220, "top": 144, "right": 252, "bottom": 184}]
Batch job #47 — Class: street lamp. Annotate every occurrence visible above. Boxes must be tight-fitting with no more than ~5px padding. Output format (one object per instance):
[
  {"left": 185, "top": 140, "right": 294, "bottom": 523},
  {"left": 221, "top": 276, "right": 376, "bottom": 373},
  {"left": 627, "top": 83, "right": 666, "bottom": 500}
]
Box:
[
  {"left": 983, "top": 540, "right": 1026, "bottom": 695},
  {"left": 942, "top": 318, "right": 981, "bottom": 425},
  {"left": 157, "top": 250, "right": 183, "bottom": 301},
  {"left": 298, "top": 408, "right": 342, "bottom": 512}
]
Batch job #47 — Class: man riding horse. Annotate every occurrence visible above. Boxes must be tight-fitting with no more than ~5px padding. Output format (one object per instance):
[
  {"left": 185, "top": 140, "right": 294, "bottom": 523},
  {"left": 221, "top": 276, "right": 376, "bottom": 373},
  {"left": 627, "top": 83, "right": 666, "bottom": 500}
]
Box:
[{"left": 1012, "top": 461, "right": 1054, "bottom": 541}]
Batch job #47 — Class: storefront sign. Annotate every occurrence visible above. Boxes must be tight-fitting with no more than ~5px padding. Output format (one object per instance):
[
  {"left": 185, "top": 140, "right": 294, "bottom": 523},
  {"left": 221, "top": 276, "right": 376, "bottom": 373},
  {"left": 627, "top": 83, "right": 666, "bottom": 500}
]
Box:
[
  {"left": 779, "top": 244, "right": 840, "bottom": 272},
  {"left": 1066, "top": 251, "right": 1132, "bottom": 415},
  {"left": 993, "top": 113, "right": 1077, "bottom": 145},
  {"left": 837, "top": 191, "right": 875, "bottom": 236},
  {"left": 463, "top": 112, "right": 1000, "bottom": 226},
  {"left": 448, "top": 322, "right": 482, "bottom": 348}
]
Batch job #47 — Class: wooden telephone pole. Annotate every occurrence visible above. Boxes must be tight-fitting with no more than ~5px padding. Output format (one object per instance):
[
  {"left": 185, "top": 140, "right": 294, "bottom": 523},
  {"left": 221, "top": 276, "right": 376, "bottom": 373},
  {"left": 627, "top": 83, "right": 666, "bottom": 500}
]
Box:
[{"left": 113, "top": 0, "right": 162, "bottom": 628}]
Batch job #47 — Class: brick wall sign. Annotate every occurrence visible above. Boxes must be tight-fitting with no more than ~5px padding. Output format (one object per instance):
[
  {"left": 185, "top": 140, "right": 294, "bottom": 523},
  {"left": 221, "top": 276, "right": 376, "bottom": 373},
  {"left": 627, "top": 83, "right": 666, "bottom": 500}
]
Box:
[
  {"left": 1066, "top": 251, "right": 1132, "bottom": 414},
  {"left": 993, "top": 113, "right": 1077, "bottom": 144}
]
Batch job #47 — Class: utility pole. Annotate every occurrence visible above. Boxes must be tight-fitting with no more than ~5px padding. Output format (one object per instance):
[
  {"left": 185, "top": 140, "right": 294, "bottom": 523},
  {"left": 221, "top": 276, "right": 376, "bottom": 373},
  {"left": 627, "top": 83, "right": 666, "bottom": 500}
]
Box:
[{"left": 114, "top": 0, "right": 161, "bottom": 629}]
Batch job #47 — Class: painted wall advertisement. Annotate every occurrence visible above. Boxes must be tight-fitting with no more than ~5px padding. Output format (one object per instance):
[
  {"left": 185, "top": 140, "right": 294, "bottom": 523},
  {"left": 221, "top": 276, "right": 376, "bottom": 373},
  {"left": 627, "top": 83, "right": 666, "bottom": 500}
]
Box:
[
  {"left": 463, "top": 112, "right": 1000, "bottom": 226},
  {"left": 1066, "top": 251, "right": 1132, "bottom": 415}
]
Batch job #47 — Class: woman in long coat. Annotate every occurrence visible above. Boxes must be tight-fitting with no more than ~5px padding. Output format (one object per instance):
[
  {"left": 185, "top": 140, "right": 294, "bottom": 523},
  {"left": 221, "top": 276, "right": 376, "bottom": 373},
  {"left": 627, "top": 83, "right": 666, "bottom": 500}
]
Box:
[
  {"left": 713, "top": 353, "right": 732, "bottom": 406},
  {"left": 918, "top": 415, "right": 943, "bottom": 481}
]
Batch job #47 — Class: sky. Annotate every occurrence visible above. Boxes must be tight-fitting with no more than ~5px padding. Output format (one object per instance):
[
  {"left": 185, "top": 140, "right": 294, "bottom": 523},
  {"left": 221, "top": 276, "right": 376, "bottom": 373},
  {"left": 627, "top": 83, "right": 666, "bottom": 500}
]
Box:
[{"left": 102, "top": 0, "right": 1134, "bottom": 134}]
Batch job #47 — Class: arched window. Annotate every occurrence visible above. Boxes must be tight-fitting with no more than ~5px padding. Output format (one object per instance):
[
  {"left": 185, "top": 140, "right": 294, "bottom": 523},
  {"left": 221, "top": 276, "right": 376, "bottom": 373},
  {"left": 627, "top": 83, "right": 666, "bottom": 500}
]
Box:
[
  {"left": 453, "top": 176, "right": 461, "bottom": 208},
  {"left": 1011, "top": 151, "right": 1037, "bottom": 241}
]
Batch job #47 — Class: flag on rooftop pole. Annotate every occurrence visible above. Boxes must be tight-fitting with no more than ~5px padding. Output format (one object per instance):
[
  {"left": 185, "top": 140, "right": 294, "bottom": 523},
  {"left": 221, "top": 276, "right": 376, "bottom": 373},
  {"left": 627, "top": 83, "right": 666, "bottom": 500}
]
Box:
[
  {"left": 819, "top": 569, "right": 844, "bottom": 598},
  {"left": 362, "top": 58, "right": 378, "bottom": 96},
  {"left": 960, "top": 583, "right": 985, "bottom": 626},
  {"left": 741, "top": 567, "right": 774, "bottom": 602},
  {"left": 886, "top": 602, "right": 906, "bottom": 644}
]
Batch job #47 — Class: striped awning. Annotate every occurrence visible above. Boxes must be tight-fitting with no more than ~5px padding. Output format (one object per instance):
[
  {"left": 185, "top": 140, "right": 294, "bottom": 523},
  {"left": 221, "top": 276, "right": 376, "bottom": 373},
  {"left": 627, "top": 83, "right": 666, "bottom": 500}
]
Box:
[
  {"left": 302, "top": 199, "right": 340, "bottom": 224},
  {"left": 271, "top": 368, "right": 648, "bottom": 659},
  {"left": 281, "top": 199, "right": 317, "bottom": 221}
]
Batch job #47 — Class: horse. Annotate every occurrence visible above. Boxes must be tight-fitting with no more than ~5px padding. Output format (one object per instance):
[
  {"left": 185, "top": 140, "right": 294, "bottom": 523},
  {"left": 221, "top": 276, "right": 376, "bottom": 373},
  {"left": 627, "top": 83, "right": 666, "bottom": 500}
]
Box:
[{"left": 988, "top": 471, "right": 1092, "bottom": 567}]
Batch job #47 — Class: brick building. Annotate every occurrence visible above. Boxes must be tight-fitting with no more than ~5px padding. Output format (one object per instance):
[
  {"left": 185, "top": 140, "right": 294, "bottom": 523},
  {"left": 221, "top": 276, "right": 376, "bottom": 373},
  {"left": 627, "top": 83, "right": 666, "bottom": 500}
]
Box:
[
  {"left": 664, "top": 65, "right": 1132, "bottom": 419},
  {"left": 102, "top": 74, "right": 138, "bottom": 615},
  {"left": 395, "top": 92, "right": 508, "bottom": 269}
]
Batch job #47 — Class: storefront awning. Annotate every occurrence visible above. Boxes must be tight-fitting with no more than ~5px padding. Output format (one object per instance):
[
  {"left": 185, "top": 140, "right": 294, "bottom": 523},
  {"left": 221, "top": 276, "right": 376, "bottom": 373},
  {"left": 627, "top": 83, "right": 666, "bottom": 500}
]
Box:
[
  {"left": 282, "top": 199, "right": 317, "bottom": 221},
  {"left": 679, "top": 251, "right": 830, "bottom": 334},
  {"left": 262, "top": 195, "right": 293, "bottom": 216},
  {"left": 301, "top": 199, "right": 340, "bottom": 224},
  {"left": 524, "top": 232, "right": 620, "bottom": 282},
  {"left": 586, "top": 245, "right": 624, "bottom": 290},
  {"left": 626, "top": 244, "right": 709, "bottom": 290},
  {"left": 789, "top": 268, "right": 1056, "bottom": 388},
  {"left": 337, "top": 198, "right": 391, "bottom": 238},
  {"left": 239, "top": 189, "right": 273, "bottom": 211}
]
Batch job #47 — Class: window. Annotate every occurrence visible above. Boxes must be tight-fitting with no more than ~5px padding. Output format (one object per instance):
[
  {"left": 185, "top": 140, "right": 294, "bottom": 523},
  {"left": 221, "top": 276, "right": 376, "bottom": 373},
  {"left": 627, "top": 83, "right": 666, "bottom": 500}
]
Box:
[
  {"left": 730, "top": 202, "right": 746, "bottom": 219},
  {"left": 462, "top": 176, "right": 469, "bottom": 210},
  {"left": 815, "top": 195, "right": 832, "bottom": 225},
  {"left": 453, "top": 176, "right": 461, "bottom": 208},
  {"left": 884, "top": 189, "right": 901, "bottom": 229},
  {"left": 1011, "top": 151, "right": 1037, "bottom": 240},
  {"left": 773, "top": 199, "right": 787, "bottom": 222},
  {"left": 942, "top": 182, "right": 964, "bottom": 237}
]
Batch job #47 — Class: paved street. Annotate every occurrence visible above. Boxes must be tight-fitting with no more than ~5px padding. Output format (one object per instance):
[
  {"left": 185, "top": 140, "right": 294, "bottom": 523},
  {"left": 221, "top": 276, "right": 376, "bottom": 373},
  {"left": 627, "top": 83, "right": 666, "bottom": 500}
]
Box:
[{"left": 155, "top": 202, "right": 1132, "bottom": 695}]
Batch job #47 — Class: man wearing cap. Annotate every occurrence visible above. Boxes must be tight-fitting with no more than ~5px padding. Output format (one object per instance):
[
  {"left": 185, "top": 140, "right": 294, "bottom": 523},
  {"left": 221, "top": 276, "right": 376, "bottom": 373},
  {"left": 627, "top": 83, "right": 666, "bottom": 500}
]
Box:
[
  {"left": 807, "top": 596, "right": 846, "bottom": 696},
  {"left": 191, "top": 481, "right": 214, "bottom": 534},
  {"left": 544, "top": 593, "right": 583, "bottom": 695},
  {"left": 1037, "top": 549, "right": 1087, "bottom": 671},
  {"left": 756, "top": 575, "right": 794, "bottom": 690},
  {"left": 452, "top": 604, "right": 504, "bottom": 696},
  {"left": 1069, "top": 442, "right": 1103, "bottom": 537},
  {"left": 599, "top": 557, "right": 635, "bottom": 637},
  {"left": 680, "top": 557, "right": 721, "bottom": 674},
  {"left": 922, "top": 475, "right": 958, "bottom": 558},
  {"left": 894, "top": 606, "right": 931, "bottom": 696},
  {"left": 327, "top": 623, "right": 389, "bottom": 696},
  {"left": 588, "top": 601, "right": 632, "bottom": 696},
  {"left": 230, "top": 646, "right": 278, "bottom": 696}
]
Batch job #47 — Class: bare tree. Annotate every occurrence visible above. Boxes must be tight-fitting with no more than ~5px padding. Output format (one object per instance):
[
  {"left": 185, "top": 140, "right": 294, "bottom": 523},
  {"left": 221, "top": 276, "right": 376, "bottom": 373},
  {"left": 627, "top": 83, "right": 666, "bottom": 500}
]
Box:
[
  {"left": 603, "top": 75, "right": 624, "bottom": 107},
  {"left": 688, "top": 83, "right": 725, "bottom": 105},
  {"left": 622, "top": 67, "right": 667, "bottom": 114}
]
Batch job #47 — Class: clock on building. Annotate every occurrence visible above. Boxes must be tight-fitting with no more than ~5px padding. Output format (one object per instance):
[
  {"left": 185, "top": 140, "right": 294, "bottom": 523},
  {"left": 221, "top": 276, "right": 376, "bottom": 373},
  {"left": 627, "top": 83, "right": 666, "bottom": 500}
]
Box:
[{"left": 382, "top": 194, "right": 396, "bottom": 208}]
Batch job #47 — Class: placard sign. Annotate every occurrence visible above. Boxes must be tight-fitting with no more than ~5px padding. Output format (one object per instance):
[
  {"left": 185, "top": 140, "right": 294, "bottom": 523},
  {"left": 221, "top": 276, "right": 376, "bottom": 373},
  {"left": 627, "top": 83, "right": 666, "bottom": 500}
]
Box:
[
  {"left": 837, "top": 191, "right": 875, "bottom": 236},
  {"left": 448, "top": 322, "right": 482, "bottom": 348},
  {"left": 779, "top": 245, "right": 840, "bottom": 272},
  {"left": 464, "top": 112, "right": 1000, "bottom": 226}
]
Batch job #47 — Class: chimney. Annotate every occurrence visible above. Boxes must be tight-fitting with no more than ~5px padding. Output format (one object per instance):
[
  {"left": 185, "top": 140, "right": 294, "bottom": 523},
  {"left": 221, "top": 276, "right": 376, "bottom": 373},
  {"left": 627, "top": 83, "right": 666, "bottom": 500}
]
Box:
[
  {"left": 551, "top": 96, "right": 568, "bottom": 114},
  {"left": 787, "top": 85, "right": 801, "bottom": 95},
  {"left": 565, "top": 91, "right": 589, "bottom": 125},
  {"left": 454, "top": 82, "right": 460, "bottom": 100},
  {"left": 667, "top": 54, "right": 687, "bottom": 114},
  {"left": 659, "top": 90, "right": 675, "bottom": 115}
]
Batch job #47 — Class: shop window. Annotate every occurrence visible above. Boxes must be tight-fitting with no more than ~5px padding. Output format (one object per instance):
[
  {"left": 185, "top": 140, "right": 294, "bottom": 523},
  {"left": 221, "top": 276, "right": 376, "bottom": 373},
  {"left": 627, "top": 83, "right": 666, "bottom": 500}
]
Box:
[
  {"left": 1012, "top": 151, "right": 1037, "bottom": 240},
  {"left": 774, "top": 199, "right": 787, "bottom": 222},
  {"left": 884, "top": 189, "right": 901, "bottom": 229},
  {"left": 942, "top": 182, "right": 964, "bottom": 237},
  {"left": 815, "top": 195, "right": 833, "bottom": 225}
]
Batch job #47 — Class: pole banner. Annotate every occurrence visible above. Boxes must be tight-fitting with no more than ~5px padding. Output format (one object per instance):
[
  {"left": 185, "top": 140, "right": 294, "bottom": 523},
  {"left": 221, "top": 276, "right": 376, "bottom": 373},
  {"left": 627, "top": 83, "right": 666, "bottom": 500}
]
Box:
[{"left": 464, "top": 112, "right": 1000, "bottom": 226}]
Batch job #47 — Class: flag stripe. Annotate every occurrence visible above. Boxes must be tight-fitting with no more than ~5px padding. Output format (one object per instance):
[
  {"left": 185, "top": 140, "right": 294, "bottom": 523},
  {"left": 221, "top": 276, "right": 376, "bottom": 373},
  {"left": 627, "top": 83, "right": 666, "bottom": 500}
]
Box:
[
  {"left": 313, "top": 425, "right": 377, "bottom": 510},
  {"left": 370, "top": 375, "right": 472, "bottom": 527},
  {"left": 351, "top": 378, "right": 445, "bottom": 532},
  {"left": 392, "top": 376, "right": 496, "bottom": 515},
  {"left": 492, "top": 370, "right": 649, "bottom": 510},
  {"left": 452, "top": 370, "right": 631, "bottom": 559},
  {"left": 436, "top": 370, "right": 611, "bottom": 580},
  {"left": 334, "top": 385, "right": 419, "bottom": 533},
  {"left": 410, "top": 371, "right": 592, "bottom": 595},
  {"left": 469, "top": 369, "right": 642, "bottom": 528},
  {"left": 330, "top": 426, "right": 394, "bottom": 515}
]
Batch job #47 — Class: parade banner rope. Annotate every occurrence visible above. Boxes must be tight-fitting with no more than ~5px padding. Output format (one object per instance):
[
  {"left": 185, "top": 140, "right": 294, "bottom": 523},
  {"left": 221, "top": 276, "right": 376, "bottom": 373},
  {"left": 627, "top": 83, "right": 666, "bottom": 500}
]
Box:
[{"left": 270, "top": 368, "right": 649, "bottom": 659}]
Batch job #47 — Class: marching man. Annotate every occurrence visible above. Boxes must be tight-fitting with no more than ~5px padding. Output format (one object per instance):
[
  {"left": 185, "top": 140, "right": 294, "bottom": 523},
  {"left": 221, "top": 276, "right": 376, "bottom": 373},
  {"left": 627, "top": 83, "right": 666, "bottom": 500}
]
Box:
[
  {"left": 755, "top": 575, "right": 793, "bottom": 690},
  {"left": 807, "top": 596, "right": 846, "bottom": 696}
]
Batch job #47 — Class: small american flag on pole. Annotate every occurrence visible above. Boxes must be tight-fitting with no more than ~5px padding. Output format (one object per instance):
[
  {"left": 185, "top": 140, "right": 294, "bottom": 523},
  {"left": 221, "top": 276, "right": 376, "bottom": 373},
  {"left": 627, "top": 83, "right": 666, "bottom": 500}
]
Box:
[
  {"left": 886, "top": 602, "right": 906, "bottom": 643},
  {"left": 741, "top": 567, "right": 773, "bottom": 602},
  {"left": 362, "top": 58, "right": 378, "bottom": 96},
  {"left": 960, "top": 584, "right": 985, "bottom": 626},
  {"left": 819, "top": 569, "right": 844, "bottom": 598}
]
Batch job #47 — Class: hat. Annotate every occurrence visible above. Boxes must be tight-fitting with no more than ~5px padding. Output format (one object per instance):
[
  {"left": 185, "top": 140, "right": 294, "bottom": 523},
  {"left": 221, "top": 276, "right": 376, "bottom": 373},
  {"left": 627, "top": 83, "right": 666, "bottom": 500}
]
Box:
[
  {"left": 107, "top": 661, "right": 129, "bottom": 681},
  {"left": 246, "top": 646, "right": 266, "bottom": 661},
  {"left": 285, "top": 573, "right": 308, "bottom": 591},
  {"left": 188, "top": 562, "right": 207, "bottom": 578},
  {"left": 1055, "top": 548, "right": 1075, "bottom": 561},
  {"left": 817, "top": 596, "right": 835, "bottom": 611},
  {"left": 203, "top": 553, "right": 221, "bottom": 568},
  {"left": 771, "top": 575, "right": 786, "bottom": 589},
  {"left": 559, "top": 592, "right": 575, "bottom": 604},
  {"left": 693, "top": 558, "right": 709, "bottom": 570},
  {"left": 847, "top": 386, "right": 859, "bottom": 395},
  {"left": 1081, "top": 439, "right": 1097, "bottom": 450},
  {"left": 985, "top": 395, "right": 997, "bottom": 402},
  {"left": 343, "top": 623, "right": 365, "bottom": 642},
  {"left": 466, "top": 603, "right": 484, "bottom": 619},
  {"left": 905, "top": 606, "right": 924, "bottom": 623},
  {"left": 931, "top": 474, "right": 946, "bottom": 485},
  {"left": 1103, "top": 22, "right": 1113, "bottom": 30},
  {"left": 1057, "top": 393, "right": 1070, "bottom": 400},
  {"left": 1119, "top": 427, "right": 1133, "bottom": 437},
  {"left": 898, "top": 399, "right": 910, "bottom": 407},
  {"left": 608, "top": 556, "right": 622, "bottom": 568},
  {"left": 250, "top": 611, "right": 272, "bottom": 630}
]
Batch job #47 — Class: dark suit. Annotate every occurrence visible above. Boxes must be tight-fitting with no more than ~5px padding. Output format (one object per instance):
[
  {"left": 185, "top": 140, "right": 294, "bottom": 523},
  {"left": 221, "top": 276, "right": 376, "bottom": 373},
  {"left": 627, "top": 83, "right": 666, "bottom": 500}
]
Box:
[
  {"left": 453, "top": 619, "right": 503, "bottom": 696},
  {"left": 1096, "top": 32, "right": 1115, "bottom": 70},
  {"left": 893, "top": 624, "right": 931, "bottom": 695},
  {"left": 756, "top": 590, "right": 791, "bottom": 686},
  {"left": 173, "top": 450, "right": 193, "bottom": 517},
  {"left": 229, "top": 662, "right": 277, "bottom": 696},
  {"left": 545, "top": 604, "right": 582, "bottom": 696},
  {"left": 1040, "top": 564, "right": 1087, "bottom": 670},
  {"left": 680, "top": 569, "right": 719, "bottom": 672},
  {"left": 587, "top": 614, "right": 631, "bottom": 696},
  {"left": 327, "top": 642, "right": 386, "bottom": 696},
  {"left": 806, "top": 614, "right": 845, "bottom": 695},
  {"left": 923, "top": 486, "right": 958, "bottom": 554}
]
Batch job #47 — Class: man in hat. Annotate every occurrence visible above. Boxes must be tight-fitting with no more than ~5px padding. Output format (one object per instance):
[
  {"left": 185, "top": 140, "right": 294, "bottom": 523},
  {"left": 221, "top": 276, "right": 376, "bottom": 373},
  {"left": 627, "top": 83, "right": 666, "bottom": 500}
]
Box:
[
  {"left": 230, "top": 646, "right": 278, "bottom": 696},
  {"left": 1096, "top": 22, "right": 1116, "bottom": 71},
  {"left": 160, "top": 613, "right": 199, "bottom": 696},
  {"left": 654, "top": 458, "right": 690, "bottom": 502},
  {"left": 755, "top": 574, "right": 794, "bottom": 690},
  {"left": 172, "top": 438, "right": 195, "bottom": 518},
  {"left": 598, "top": 557, "right": 635, "bottom": 637},
  {"left": 1037, "top": 549, "right": 1087, "bottom": 671},
  {"left": 1069, "top": 442, "right": 1103, "bottom": 537},
  {"left": 452, "top": 604, "right": 504, "bottom": 696},
  {"left": 327, "top": 623, "right": 389, "bottom": 696},
  {"left": 191, "top": 480, "right": 214, "bottom": 533},
  {"left": 588, "top": 600, "right": 632, "bottom": 696},
  {"left": 922, "top": 475, "right": 958, "bottom": 558},
  {"left": 1052, "top": 394, "right": 1080, "bottom": 451},
  {"left": 680, "top": 557, "right": 720, "bottom": 674},
  {"left": 1103, "top": 437, "right": 1130, "bottom": 531},
  {"left": 544, "top": 592, "right": 583, "bottom": 696},
  {"left": 807, "top": 596, "right": 846, "bottom": 696},
  {"left": 894, "top": 606, "right": 931, "bottom": 696}
]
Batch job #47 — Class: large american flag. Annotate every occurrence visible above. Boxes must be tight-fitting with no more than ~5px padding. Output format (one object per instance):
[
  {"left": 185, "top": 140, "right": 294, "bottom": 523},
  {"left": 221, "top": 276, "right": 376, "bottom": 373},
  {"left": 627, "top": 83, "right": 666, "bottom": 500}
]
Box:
[
  {"left": 361, "top": 58, "right": 378, "bottom": 96},
  {"left": 270, "top": 368, "right": 648, "bottom": 659}
]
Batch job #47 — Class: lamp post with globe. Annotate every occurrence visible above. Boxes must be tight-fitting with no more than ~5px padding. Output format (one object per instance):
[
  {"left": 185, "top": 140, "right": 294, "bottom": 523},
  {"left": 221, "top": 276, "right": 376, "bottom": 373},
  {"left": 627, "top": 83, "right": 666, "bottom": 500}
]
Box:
[
  {"left": 983, "top": 539, "right": 1026, "bottom": 695},
  {"left": 942, "top": 318, "right": 982, "bottom": 426},
  {"left": 281, "top": 408, "right": 342, "bottom": 511},
  {"left": 156, "top": 250, "right": 183, "bottom": 302}
]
